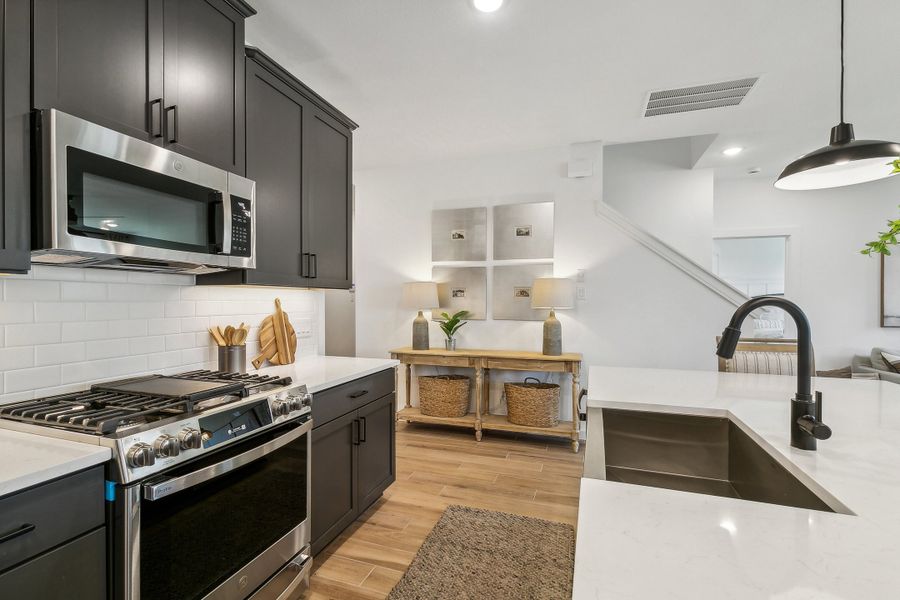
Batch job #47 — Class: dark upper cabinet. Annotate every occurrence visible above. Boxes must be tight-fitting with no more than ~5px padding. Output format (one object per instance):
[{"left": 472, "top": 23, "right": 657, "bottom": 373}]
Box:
[
  {"left": 32, "top": 0, "right": 252, "bottom": 172},
  {"left": 161, "top": 0, "right": 247, "bottom": 173},
  {"left": 200, "top": 48, "right": 357, "bottom": 289},
  {"left": 304, "top": 107, "right": 353, "bottom": 289},
  {"left": 33, "top": 0, "right": 161, "bottom": 142},
  {"left": 0, "top": 0, "right": 31, "bottom": 274}
]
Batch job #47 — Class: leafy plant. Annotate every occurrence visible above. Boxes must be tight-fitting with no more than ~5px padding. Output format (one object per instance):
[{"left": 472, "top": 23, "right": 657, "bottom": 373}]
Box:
[
  {"left": 861, "top": 158, "right": 900, "bottom": 256},
  {"left": 437, "top": 310, "right": 469, "bottom": 340}
]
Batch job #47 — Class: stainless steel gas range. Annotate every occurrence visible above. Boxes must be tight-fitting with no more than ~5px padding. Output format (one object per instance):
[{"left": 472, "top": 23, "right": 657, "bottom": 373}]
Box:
[{"left": 0, "top": 370, "right": 312, "bottom": 600}]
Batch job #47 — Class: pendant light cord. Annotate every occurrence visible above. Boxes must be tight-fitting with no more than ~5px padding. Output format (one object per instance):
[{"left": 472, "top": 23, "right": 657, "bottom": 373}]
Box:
[{"left": 839, "top": 0, "right": 845, "bottom": 124}]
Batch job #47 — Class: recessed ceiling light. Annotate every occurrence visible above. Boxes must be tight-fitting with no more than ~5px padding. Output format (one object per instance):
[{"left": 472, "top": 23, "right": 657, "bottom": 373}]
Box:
[
  {"left": 472, "top": 0, "right": 504, "bottom": 12},
  {"left": 722, "top": 147, "right": 743, "bottom": 157}
]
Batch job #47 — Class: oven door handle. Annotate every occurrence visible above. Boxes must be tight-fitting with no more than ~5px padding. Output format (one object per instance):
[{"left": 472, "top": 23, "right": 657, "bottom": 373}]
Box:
[{"left": 142, "top": 418, "right": 312, "bottom": 501}]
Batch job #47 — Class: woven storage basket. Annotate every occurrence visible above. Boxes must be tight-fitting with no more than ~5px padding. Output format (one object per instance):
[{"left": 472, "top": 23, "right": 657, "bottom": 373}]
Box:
[
  {"left": 418, "top": 375, "right": 471, "bottom": 418},
  {"left": 504, "top": 377, "right": 560, "bottom": 427}
]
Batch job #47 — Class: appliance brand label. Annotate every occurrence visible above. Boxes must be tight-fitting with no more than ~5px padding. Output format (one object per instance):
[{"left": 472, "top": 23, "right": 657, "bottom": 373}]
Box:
[{"left": 227, "top": 424, "right": 247, "bottom": 436}]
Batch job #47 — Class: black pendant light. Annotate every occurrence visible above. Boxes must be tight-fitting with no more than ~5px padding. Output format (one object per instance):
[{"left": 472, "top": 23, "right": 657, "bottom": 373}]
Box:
[{"left": 775, "top": 0, "right": 900, "bottom": 190}]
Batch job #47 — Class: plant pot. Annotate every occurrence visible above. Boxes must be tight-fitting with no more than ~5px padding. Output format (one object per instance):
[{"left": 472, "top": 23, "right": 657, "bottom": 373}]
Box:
[{"left": 444, "top": 338, "right": 457, "bottom": 351}]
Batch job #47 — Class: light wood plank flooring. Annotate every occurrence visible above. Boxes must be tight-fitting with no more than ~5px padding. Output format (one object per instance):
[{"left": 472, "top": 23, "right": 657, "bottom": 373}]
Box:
[{"left": 305, "top": 421, "right": 585, "bottom": 599}]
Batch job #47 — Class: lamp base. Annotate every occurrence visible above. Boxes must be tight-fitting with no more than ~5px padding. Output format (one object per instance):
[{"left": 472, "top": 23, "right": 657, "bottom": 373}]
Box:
[
  {"left": 412, "top": 311, "right": 430, "bottom": 350},
  {"left": 542, "top": 309, "right": 562, "bottom": 356}
]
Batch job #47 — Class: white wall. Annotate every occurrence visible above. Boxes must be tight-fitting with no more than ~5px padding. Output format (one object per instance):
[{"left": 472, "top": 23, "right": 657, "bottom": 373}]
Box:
[
  {"left": 603, "top": 138, "right": 715, "bottom": 269},
  {"left": 714, "top": 175, "right": 900, "bottom": 368},
  {"left": 0, "top": 267, "right": 324, "bottom": 403},
  {"left": 354, "top": 145, "right": 737, "bottom": 420}
]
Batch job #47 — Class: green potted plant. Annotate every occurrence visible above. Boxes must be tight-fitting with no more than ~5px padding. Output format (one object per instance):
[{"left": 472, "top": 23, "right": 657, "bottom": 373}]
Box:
[
  {"left": 437, "top": 310, "right": 469, "bottom": 351},
  {"left": 861, "top": 158, "right": 900, "bottom": 256}
]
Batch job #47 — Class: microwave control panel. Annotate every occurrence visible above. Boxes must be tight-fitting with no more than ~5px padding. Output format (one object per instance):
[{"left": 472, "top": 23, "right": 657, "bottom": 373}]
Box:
[{"left": 230, "top": 196, "right": 252, "bottom": 257}]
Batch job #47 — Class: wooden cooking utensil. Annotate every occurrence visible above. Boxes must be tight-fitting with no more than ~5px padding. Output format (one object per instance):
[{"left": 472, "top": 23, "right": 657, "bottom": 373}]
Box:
[
  {"left": 224, "top": 325, "right": 235, "bottom": 346},
  {"left": 231, "top": 327, "right": 247, "bottom": 346},
  {"left": 209, "top": 327, "right": 227, "bottom": 347}
]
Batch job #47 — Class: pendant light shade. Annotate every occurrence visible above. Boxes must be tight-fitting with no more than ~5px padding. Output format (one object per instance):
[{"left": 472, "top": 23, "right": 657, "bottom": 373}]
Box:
[
  {"left": 775, "top": 0, "right": 900, "bottom": 191},
  {"left": 775, "top": 124, "right": 900, "bottom": 190}
]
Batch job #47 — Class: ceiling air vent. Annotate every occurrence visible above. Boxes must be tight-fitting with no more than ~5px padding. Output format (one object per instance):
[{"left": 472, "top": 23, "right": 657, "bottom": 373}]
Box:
[{"left": 643, "top": 77, "right": 758, "bottom": 117}]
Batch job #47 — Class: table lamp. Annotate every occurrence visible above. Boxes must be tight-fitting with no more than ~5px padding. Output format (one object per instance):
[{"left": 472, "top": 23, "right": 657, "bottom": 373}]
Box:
[
  {"left": 531, "top": 278, "right": 576, "bottom": 356},
  {"left": 401, "top": 282, "right": 440, "bottom": 350}
]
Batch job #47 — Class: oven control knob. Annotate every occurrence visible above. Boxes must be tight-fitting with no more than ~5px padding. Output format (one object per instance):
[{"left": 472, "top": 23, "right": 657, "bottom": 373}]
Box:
[
  {"left": 126, "top": 443, "right": 156, "bottom": 468},
  {"left": 272, "top": 399, "right": 290, "bottom": 417},
  {"left": 153, "top": 434, "right": 180, "bottom": 458},
  {"left": 288, "top": 393, "right": 306, "bottom": 412},
  {"left": 179, "top": 428, "right": 203, "bottom": 450}
]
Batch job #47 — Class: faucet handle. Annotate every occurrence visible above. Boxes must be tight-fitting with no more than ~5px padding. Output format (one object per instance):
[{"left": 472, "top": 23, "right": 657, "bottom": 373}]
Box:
[{"left": 815, "top": 390, "right": 823, "bottom": 422}]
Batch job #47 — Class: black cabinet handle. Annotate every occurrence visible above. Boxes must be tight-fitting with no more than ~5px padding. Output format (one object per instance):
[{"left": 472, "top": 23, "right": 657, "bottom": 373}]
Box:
[
  {"left": 348, "top": 390, "right": 369, "bottom": 399},
  {"left": 352, "top": 419, "right": 360, "bottom": 445},
  {"left": 359, "top": 416, "right": 367, "bottom": 443},
  {"left": 165, "top": 104, "right": 178, "bottom": 144},
  {"left": 310, "top": 253, "right": 318, "bottom": 278},
  {"left": 300, "top": 253, "right": 309, "bottom": 277},
  {"left": 149, "top": 98, "right": 163, "bottom": 138},
  {"left": 0, "top": 523, "right": 35, "bottom": 545}
]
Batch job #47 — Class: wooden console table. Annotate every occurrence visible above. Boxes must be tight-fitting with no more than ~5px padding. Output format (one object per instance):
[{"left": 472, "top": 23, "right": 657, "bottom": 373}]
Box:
[{"left": 389, "top": 347, "right": 583, "bottom": 452}]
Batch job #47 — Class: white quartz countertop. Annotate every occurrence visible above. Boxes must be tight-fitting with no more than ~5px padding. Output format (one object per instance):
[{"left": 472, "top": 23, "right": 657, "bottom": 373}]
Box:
[
  {"left": 0, "top": 429, "right": 111, "bottom": 498},
  {"left": 574, "top": 366, "right": 900, "bottom": 600},
  {"left": 255, "top": 355, "right": 398, "bottom": 394}
]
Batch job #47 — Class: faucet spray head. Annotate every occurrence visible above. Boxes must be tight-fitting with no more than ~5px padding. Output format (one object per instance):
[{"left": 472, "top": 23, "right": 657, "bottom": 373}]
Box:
[{"left": 716, "top": 326, "right": 742, "bottom": 359}]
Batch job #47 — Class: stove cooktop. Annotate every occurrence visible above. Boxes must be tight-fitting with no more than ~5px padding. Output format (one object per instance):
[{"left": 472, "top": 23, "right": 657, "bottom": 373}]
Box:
[{"left": 0, "top": 370, "right": 293, "bottom": 436}]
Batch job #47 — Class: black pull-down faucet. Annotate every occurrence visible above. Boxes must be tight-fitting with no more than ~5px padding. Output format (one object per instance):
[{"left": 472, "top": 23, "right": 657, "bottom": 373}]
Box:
[{"left": 716, "top": 296, "right": 832, "bottom": 451}]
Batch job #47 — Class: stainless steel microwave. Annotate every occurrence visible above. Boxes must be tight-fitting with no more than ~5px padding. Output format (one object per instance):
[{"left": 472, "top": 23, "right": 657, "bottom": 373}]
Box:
[{"left": 32, "top": 109, "right": 255, "bottom": 274}]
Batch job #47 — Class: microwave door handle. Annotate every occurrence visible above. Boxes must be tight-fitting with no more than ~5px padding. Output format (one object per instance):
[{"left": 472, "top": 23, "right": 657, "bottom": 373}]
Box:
[
  {"left": 220, "top": 193, "right": 232, "bottom": 255},
  {"left": 142, "top": 419, "right": 312, "bottom": 501}
]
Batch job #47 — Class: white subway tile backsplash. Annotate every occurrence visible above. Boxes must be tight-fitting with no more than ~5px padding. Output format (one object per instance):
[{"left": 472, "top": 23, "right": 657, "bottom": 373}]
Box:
[
  {"left": 35, "top": 302, "right": 84, "bottom": 322},
  {"left": 86, "top": 339, "right": 130, "bottom": 360},
  {"left": 4, "top": 280, "right": 60, "bottom": 301},
  {"left": 0, "top": 266, "right": 323, "bottom": 397},
  {"left": 61, "top": 281, "right": 108, "bottom": 301},
  {"left": 0, "top": 302, "right": 34, "bottom": 324},
  {"left": 6, "top": 323, "right": 61, "bottom": 346},
  {"left": 5, "top": 366, "right": 61, "bottom": 393},
  {"left": 85, "top": 302, "right": 130, "bottom": 321},
  {"left": 35, "top": 342, "right": 86, "bottom": 366},
  {"left": 0, "top": 347, "right": 34, "bottom": 370}
]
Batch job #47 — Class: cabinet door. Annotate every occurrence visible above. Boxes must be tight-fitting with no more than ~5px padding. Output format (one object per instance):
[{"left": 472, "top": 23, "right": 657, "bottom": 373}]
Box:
[
  {"left": 162, "top": 0, "right": 245, "bottom": 173},
  {"left": 242, "top": 58, "right": 306, "bottom": 286},
  {"left": 33, "top": 0, "right": 162, "bottom": 142},
  {"left": 0, "top": 0, "right": 30, "bottom": 273},
  {"left": 311, "top": 410, "right": 358, "bottom": 555},
  {"left": 303, "top": 107, "right": 353, "bottom": 289},
  {"left": 357, "top": 394, "right": 397, "bottom": 510}
]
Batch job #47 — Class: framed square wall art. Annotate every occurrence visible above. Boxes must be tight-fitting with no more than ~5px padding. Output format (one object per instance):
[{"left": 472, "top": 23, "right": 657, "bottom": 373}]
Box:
[
  {"left": 432, "top": 266, "right": 487, "bottom": 320},
  {"left": 493, "top": 201, "right": 554, "bottom": 260},
  {"left": 882, "top": 254, "right": 900, "bottom": 327},
  {"left": 432, "top": 207, "right": 487, "bottom": 261},
  {"left": 492, "top": 263, "right": 554, "bottom": 320}
]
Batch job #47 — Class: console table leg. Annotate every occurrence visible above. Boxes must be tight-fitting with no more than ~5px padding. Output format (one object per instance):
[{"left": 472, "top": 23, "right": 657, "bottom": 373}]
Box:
[
  {"left": 571, "top": 363, "right": 581, "bottom": 453},
  {"left": 475, "top": 364, "right": 484, "bottom": 442},
  {"left": 405, "top": 364, "right": 412, "bottom": 410}
]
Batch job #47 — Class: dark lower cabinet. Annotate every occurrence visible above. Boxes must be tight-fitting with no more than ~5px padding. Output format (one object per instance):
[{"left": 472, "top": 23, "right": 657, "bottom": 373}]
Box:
[
  {"left": 311, "top": 371, "right": 396, "bottom": 555},
  {"left": 0, "top": 466, "right": 106, "bottom": 596},
  {"left": 0, "top": 0, "right": 31, "bottom": 274}
]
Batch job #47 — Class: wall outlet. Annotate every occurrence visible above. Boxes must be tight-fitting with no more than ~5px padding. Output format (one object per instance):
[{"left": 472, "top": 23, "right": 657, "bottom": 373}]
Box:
[
  {"left": 577, "top": 286, "right": 587, "bottom": 301},
  {"left": 576, "top": 269, "right": 586, "bottom": 283},
  {"left": 296, "top": 319, "right": 313, "bottom": 338}
]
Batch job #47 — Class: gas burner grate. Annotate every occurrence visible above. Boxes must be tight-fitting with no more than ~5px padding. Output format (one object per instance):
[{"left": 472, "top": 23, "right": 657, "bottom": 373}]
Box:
[
  {"left": 0, "top": 391, "right": 193, "bottom": 435},
  {"left": 174, "top": 370, "right": 293, "bottom": 390}
]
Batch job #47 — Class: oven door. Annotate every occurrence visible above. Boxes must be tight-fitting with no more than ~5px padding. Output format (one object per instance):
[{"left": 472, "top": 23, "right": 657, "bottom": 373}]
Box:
[
  {"left": 116, "top": 418, "right": 311, "bottom": 600},
  {"left": 39, "top": 109, "right": 256, "bottom": 270}
]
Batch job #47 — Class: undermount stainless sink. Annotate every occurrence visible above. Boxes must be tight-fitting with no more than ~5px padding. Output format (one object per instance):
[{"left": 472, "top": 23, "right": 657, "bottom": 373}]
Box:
[{"left": 599, "top": 409, "right": 842, "bottom": 513}]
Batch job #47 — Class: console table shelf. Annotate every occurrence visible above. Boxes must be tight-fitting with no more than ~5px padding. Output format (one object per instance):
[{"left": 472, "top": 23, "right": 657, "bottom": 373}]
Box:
[{"left": 390, "top": 347, "right": 582, "bottom": 452}]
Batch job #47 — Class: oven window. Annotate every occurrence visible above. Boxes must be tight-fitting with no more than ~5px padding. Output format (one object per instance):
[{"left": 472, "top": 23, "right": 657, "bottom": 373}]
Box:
[
  {"left": 140, "top": 427, "right": 308, "bottom": 599},
  {"left": 66, "top": 147, "right": 223, "bottom": 254}
]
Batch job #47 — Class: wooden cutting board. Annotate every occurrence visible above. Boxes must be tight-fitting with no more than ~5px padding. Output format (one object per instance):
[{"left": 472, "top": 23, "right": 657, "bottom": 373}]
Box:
[{"left": 252, "top": 299, "right": 298, "bottom": 368}]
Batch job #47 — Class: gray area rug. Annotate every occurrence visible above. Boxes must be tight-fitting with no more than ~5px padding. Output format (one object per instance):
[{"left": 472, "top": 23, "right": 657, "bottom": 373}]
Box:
[{"left": 388, "top": 505, "right": 575, "bottom": 600}]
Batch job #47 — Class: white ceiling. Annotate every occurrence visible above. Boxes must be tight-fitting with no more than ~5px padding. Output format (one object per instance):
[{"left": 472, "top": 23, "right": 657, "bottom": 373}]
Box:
[{"left": 245, "top": 0, "right": 900, "bottom": 174}]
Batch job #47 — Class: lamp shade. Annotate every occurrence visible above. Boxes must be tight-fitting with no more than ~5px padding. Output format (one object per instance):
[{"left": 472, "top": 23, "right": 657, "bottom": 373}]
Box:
[
  {"left": 401, "top": 281, "right": 439, "bottom": 310},
  {"left": 531, "top": 278, "right": 575, "bottom": 309}
]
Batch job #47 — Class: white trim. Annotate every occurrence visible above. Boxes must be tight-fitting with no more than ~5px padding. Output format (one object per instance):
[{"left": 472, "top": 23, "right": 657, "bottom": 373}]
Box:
[{"left": 596, "top": 201, "right": 750, "bottom": 307}]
